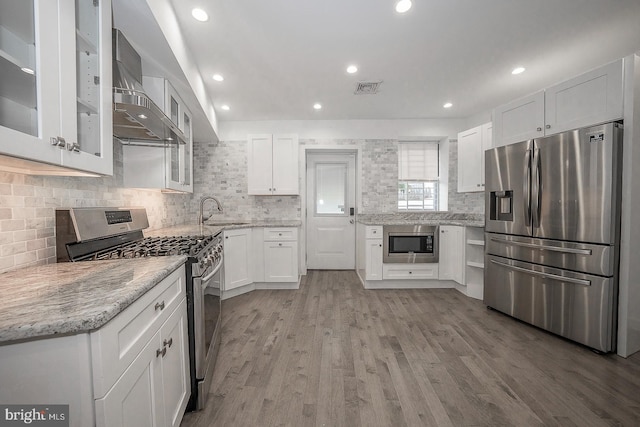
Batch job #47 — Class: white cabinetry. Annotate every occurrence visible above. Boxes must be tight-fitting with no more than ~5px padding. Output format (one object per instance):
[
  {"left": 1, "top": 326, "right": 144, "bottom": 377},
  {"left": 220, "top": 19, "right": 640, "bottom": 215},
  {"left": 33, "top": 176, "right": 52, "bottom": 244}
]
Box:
[
  {"left": 223, "top": 228, "right": 253, "bottom": 290},
  {"left": 123, "top": 78, "right": 193, "bottom": 193},
  {"left": 0, "top": 264, "right": 189, "bottom": 427},
  {"left": 247, "top": 134, "right": 299, "bottom": 195},
  {"left": 0, "top": 0, "right": 113, "bottom": 176},
  {"left": 263, "top": 228, "right": 299, "bottom": 282},
  {"left": 463, "top": 227, "right": 485, "bottom": 300},
  {"left": 382, "top": 263, "right": 439, "bottom": 280},
  {"left": 93, "top": 265, "right": 189, "bottom": 427},
  {"left": 493, "top": 59, "right": 624, "bottom": 147},
  {"left": 438, "top": 226, "right": 464, "bottom": 282},
  {"left": 457, "top": 122, "right": 492, "bottom": 192},
  {"left": 364, "top": 226, "right": 383, "bottom": 280}
]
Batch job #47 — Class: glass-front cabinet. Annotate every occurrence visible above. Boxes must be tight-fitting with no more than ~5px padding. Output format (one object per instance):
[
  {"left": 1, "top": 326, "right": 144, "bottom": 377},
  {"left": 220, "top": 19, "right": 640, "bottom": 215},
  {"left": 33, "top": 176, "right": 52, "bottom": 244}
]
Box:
[
  {"left": 164, "top": 80, "right": 193, "bottom": 192},
  {"left": 0, "top": 0, "right": 112, "bottom": 175}
]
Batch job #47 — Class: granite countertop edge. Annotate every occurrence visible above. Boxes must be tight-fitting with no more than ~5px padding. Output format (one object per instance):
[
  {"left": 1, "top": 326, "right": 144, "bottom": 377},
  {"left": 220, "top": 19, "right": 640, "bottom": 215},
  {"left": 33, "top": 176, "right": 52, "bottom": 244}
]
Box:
[
  {"left": 356, "top": 214, "right": 485, "bottom": 228},
  {"left": 146, "top": 219, "right": 303, "bottom": 237},
  {"left": 0, "top": 256, "right": 187, "bottom": 345}
]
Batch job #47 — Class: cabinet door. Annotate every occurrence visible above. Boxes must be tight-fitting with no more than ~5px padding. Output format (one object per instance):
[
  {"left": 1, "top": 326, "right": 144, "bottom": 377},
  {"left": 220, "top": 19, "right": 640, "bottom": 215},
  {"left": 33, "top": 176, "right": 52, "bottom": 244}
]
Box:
[
  {"left": 481, "top": 122, "right": 493, "bottom": 187},
  {"left": 247, "top": 134, "right": 274, "bottom": 195},
  {"left": 95, "top": 331, "right": 165, "bottom": 427},
  {"left": 59, "top": 0, "right": 113, "bottom": 175},
  {"left": 365, "top": 239, "right": 383, "bottom": 280},
  {"left": 160, "top": 301, "right": 190, "bottom": 427},
  {"left": 544, "top": 59, "right": 623, "bottom": 136},
  {"left": 180, "top": 108, "right": 193, "bottom": 193},
  {"left": 457, "top": 125, "right": 483, "bottom": 192},
  {"left": 272, "top": 134, "right": 299, "bottom": 195},
  {"left": 263, "top": 241, "right": 298, "bottom": 282},
  {"left": 493, "top": 91, "right": 544, "bottom": 147},
  {"left": 224, "top": 228, "right": 253, "bottom": 290},
  {"left": 0, "top": 0, "right": 63, "bottom": 166},
  {"left": 438, "top": 226, "right": 464, "bottom": 283}
]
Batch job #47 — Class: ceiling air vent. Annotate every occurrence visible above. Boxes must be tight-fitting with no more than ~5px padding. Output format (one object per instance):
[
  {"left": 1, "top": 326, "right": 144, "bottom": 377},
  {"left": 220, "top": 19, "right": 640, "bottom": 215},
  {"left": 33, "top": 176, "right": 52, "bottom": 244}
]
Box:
[{"left": 354, "top": 80, "right": 382, "bottom": 95}]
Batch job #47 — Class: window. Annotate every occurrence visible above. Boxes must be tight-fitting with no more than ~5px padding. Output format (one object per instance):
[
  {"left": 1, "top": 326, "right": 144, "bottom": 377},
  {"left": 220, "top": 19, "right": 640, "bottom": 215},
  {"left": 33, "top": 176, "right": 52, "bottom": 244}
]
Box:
[{"left": 398, "top": 142, "right": 439, "bottom": 211}]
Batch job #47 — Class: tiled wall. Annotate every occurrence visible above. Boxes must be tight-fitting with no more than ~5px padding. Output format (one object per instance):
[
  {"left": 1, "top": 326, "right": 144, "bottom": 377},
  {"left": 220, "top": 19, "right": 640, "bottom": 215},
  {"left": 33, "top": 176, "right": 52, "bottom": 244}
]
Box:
[
  {"left": 191, "top": 137, "right": 483, "bottom": 221},
  {"left": 0, "top": 140, "right": 192, "bottom": 273},
  {"left": 191, "top": 140, "right": 300, "bottom": 221}
]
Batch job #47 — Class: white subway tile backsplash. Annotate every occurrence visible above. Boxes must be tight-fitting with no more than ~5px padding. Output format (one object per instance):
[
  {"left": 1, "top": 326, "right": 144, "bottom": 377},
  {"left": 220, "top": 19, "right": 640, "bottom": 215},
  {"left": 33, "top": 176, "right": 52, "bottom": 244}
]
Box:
[
  {"left": 0, "top": 140, "right": 193, "bottom": 273},
  {"left": 1, "top": 242, "right": 26, "bottom": 257},
  {"left": 1, "top": 220, "right": 25, "bottom": 232}
]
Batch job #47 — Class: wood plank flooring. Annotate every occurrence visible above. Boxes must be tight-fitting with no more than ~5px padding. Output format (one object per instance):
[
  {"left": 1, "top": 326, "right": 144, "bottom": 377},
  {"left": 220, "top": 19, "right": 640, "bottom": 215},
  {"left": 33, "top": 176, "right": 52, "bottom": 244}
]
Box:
[{"left": 181, "top": 270, "right": 640, "bottom": 427}]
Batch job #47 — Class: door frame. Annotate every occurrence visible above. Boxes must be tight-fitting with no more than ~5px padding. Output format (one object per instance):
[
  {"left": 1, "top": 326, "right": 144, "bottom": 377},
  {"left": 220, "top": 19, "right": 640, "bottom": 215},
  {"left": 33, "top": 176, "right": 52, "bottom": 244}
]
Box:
[{"left": 299, "top": 146, "right": 362, "bottom": 275}]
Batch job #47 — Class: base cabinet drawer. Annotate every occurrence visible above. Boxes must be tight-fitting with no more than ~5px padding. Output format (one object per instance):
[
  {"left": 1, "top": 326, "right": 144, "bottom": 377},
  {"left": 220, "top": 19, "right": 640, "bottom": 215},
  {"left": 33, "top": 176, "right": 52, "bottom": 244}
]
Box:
[
  {"left": 382, "top": 264, "right": 439, "bottom": 280},
  {"left": 95, "top": 299, "right": 189, "bottom": 427},
  {"left": 91, "top": 266, "right": 185, "bottom": 398}
]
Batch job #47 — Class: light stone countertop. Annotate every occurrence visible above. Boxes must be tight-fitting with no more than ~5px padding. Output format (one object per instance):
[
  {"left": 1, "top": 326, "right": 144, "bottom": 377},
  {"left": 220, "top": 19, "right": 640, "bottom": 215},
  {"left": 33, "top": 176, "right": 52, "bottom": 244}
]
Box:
[
  {"left": 0, "top": 256, "right": 186, "bottom": 345},
  {"left": 357, "top": 213, "right": 485, "bottom": 228},
  {"left": 145, "top": 219, "right": 302, "bottom": 238}
]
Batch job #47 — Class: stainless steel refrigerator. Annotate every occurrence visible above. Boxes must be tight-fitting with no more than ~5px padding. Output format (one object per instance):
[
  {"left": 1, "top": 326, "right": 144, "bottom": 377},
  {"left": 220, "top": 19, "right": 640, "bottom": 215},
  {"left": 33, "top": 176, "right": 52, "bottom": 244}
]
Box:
[{"left": 484, "top": 121, "right": 622, "bottom": 352}]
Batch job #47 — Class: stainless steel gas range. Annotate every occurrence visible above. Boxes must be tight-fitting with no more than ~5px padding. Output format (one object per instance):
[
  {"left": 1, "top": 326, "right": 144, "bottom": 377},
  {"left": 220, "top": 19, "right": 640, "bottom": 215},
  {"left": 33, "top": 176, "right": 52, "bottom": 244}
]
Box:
[{"left": 55, "top": 207, "right": 222, "bottom": 411}]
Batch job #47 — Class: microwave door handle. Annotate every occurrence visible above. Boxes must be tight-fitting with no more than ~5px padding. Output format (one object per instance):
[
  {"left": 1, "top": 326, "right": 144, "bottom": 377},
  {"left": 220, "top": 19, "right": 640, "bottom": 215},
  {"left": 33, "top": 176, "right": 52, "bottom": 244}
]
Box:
[{"left": 523, "top": 149, "right": 532, "bottom": 226}]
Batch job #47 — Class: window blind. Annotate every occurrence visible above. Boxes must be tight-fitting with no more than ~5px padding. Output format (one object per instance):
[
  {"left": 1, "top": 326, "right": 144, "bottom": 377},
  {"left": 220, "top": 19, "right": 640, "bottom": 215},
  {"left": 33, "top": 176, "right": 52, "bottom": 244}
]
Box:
[{"left": 398, "top": 142, "right": 439, "bottom": 180}]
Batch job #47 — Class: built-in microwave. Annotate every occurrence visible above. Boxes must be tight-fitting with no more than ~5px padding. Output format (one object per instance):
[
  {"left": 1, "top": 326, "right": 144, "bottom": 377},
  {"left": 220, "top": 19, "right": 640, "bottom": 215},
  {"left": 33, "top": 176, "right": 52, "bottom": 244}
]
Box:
[{"left": 383, "top": 225, "right": 439, "bottom": 263}]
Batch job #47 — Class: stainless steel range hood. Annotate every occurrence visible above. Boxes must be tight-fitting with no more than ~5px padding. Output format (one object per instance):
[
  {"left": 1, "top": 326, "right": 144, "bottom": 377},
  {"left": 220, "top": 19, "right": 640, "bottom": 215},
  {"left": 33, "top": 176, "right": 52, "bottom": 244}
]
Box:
[{"left": 112, "top": 29, "right": 185, "bottom": 145}]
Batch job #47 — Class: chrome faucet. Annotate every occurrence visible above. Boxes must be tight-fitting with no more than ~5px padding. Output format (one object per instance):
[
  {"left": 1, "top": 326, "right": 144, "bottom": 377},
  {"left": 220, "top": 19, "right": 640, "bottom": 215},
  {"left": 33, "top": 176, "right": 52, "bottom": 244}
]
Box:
[{"left": 198, "top": 196, "right": 224, "bottom": 224}]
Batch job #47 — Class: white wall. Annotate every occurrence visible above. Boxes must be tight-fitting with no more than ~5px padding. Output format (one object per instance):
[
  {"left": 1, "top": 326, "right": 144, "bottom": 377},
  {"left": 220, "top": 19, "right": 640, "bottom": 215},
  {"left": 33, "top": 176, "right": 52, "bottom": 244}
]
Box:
[{"left": 218, "top": 118, "right": 467, "bottom": 141}]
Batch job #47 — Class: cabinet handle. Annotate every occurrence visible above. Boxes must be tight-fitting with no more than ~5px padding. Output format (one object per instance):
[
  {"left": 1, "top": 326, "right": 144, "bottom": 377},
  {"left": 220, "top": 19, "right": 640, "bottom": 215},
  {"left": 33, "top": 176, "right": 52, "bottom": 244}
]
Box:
[
  {"left": 546, "top": 124, "right": 551, "bottom": 129},
  {"left": 536, "top": 127, "right": 542, "bottom": 132},
  {"left": 155, "top": 301, "right": 165, "bottom": 311},
  {"left": 156, "top": 347, "right": 167, "bottom": 358},
  {"left": 273, "top": 188, "right": 276, "bottom": 192},
  {"left": 67, "top": 142, "right": 80, "bottom": 152},
  {"left": 379, "top": 244, "right": 382, "bottom": 247},
  {"left": 51, "top": 136, "right": 66, "bottom": 148},
  {"left": 278, "top": 243, "right": 282, "bottom": 246},
  {"left": 225, "top": 236, "right": 229, "bottom": 239},
  {"left": 409, "top": 271, "right": 412, "bottom": 274},
  {"left": 164, "top": 337, "right": 173, "bottom": 348}
]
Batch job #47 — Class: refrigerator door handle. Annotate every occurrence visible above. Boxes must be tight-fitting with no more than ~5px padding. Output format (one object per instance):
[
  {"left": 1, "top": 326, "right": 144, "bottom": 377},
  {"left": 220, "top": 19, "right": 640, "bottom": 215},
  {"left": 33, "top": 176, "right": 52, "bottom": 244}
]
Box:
[
  {"left": 488, "top": 237, "right": 593, "bottom": 255},
  {"left": 531, "top": 147, "right": 541, "bottom": 228},
  {"left": 523, "top": 149, "right": 532, "bottom": 226},
  {"left": 489, "top": 259, "right": 591, "bottom": 286}
]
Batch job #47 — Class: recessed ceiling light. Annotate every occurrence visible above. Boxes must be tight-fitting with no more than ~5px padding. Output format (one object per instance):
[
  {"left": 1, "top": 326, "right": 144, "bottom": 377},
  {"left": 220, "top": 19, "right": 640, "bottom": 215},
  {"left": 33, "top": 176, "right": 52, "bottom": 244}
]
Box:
[
  {"left": 21, "top": 67, "right": 34, "bottom": 75},
  {"left": 212, "top": 74, "right": 224, "bottom": 82},
  {"left": 346, "top": 65, "right": 358, "bottom": 74},
  {"left": 137, "top": 114, "right": 147, "bottom": 119},
  {"left": 220, "top": 105, "right": 230, "bottom": 111},
  {"left": 512, "top": 67, "right": 525, "bottom": 75},
  {"left": 443, "top": 102, "right": 453, "bottom": 109},
  {"left": 313, "top": 103, "right": 322, "bottom": 110},
  {"left": 395, "top": 0, "right": 412, "bottom": 13},
  {"left": 191, "top": 8, "right": 209, "bottom": 22}
]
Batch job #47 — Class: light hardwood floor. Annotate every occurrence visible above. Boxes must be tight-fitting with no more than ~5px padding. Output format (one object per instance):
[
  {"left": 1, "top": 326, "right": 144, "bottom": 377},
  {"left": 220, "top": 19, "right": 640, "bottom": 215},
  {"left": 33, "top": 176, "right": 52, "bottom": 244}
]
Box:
[{"left": 181, "top": 270, "right": 640, "bottom": 427}]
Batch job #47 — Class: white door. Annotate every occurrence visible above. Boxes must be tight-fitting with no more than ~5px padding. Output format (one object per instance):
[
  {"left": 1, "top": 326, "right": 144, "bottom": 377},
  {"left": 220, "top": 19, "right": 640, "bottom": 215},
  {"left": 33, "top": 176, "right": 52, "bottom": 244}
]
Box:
[{"left": 306, "top": 153, "right": 356, "bottom": 269}]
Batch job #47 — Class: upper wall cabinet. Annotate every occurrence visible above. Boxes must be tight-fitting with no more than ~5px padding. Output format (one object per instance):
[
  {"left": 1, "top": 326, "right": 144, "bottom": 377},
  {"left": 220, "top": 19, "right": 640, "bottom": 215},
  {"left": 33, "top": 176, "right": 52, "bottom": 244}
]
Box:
[
  {"left": 247, "top": 134, "right": 299, "bottom": 195},
  {"left": 0, "top": 0, "right": 113, "bottom": 176},
  {"left": 458, "top": 122, "right": 492, "bottom": 192},
  {"left": 122, "top": 78, "right": 193, "bottom": 193},
  {"left": 493, "top": 59, "right": 624, "bottom": 147}
]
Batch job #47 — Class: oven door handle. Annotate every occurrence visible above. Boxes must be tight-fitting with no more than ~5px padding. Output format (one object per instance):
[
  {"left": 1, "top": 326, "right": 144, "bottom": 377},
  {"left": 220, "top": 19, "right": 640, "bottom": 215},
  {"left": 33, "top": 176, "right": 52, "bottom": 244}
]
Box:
[{"left": 201, "top": 257, "right": 223, "bottom": 283}]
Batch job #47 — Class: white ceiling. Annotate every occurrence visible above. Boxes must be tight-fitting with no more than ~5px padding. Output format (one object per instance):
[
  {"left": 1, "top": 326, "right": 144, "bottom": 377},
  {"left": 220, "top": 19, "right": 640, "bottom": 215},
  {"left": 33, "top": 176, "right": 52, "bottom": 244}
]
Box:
[{"left": 121, "top": 0, "right": 640, "bottom": 125}]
